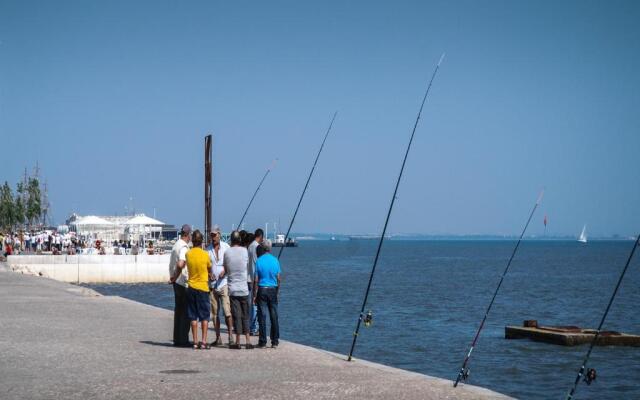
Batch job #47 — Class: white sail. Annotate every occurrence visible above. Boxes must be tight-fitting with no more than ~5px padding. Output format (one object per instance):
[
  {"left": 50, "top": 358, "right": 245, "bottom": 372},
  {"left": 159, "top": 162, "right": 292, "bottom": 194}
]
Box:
[{"left": 578, "top": 224, "right": 587, "bottom": 243}]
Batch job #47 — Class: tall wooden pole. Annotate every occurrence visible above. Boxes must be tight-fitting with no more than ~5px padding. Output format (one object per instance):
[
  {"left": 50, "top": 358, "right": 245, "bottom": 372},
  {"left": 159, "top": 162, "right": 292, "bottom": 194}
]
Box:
[{"left": 205, "top": 134, "right": 212, "bottom": 245}]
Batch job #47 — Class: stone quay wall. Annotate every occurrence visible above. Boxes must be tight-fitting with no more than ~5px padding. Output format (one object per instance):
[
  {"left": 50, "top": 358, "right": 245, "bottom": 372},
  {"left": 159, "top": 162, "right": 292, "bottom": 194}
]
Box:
[{"left": 6, "top": 254, "right": 170, "bottom": 283}]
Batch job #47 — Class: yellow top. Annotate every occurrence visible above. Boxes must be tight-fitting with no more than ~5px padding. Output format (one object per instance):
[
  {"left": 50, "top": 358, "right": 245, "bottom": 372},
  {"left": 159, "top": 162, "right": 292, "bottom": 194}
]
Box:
[{"left": 186, "top": 247, "right": 211, "bottom": 292}]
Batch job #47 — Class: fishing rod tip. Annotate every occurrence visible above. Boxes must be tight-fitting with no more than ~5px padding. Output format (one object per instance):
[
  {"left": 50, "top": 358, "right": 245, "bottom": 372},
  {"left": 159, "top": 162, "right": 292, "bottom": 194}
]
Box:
[
  {"left": 438, "top": 53, "right": 446, "bottom": 66},
  {"left": 536, "top": 188, "right": 545, "bottom": 204}
]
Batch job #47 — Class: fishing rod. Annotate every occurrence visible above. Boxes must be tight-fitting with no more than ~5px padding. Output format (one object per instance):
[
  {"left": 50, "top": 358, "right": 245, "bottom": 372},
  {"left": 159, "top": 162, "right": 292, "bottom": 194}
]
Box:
[
  {"left": 236, "top": 158, "right": 278, "bottom": 230},
  {"left": 347, "top": 53, "right": 445, "bottom": 362},
  {"left": 277, "top": 111, "right": 337, "bottom": 260},
  {"left": 453, "top": 189, "right": 544, "bottom": 387},
  {"left": 565, "top": 233, "right": 640, "bottom": 400}
]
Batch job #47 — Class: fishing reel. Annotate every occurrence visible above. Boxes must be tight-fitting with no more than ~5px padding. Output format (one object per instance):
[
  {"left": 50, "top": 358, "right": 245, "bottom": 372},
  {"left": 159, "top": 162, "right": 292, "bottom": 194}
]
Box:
[
  {"left": 583, "top": 368, "right": 597, "bottom": 385},
  {"left": 453, "top": 367, "right": 470, "bottom": 388},
  {"left": 363, "top": 310, "right": 373, "bottom": 328},
  {"left": 460, "top": 367, "right": 470, "bottom": 382}
]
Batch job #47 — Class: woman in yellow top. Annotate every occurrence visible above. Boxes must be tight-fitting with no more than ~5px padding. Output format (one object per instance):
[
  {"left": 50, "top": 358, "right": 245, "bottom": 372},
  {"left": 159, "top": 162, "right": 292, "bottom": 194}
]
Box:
[{"left": 185, "top": 230, "right": 212, "bottom": 349}]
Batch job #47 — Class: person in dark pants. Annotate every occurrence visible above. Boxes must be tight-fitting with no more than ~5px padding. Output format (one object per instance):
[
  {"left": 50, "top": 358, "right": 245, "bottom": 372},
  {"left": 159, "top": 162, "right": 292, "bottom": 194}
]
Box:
[
  {"left": 247, "top": 228, "right": 264, "bottom": 335},
  {"left": 169, "top": 224, "right": 192, "bottom": 347},
  {"left": 253, "top": 239, "right": 281, "bottom": 348},
  {"left": 224, "top": 231, "right": 252, "bottom": 349}
]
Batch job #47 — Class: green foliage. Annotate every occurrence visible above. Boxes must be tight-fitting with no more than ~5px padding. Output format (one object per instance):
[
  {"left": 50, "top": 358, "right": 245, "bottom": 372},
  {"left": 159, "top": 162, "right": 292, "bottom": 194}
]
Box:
[
  {"left": 14, "top": 182, "right": 25, "bottom": 228},
  {"left": 0, "top": 181, "right": 16, "bottom": 231},
  {"left": 0, "top": 177, "right": 43, "bottom": 231},
  {"left": 26, "top": 178, "right": 41, "bottom": 228}
]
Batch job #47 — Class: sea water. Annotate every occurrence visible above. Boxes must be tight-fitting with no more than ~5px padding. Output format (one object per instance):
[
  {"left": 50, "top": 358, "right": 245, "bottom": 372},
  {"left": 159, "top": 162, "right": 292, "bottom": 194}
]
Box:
[{"left": 86, "top": 240, "right": 640, "bottom": 399}]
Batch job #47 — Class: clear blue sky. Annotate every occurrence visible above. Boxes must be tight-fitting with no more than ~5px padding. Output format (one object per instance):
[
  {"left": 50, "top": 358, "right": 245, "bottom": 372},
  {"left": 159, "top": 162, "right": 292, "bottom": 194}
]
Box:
[{"left": 1, "top": 0, "right": 639, "bottom": 236}]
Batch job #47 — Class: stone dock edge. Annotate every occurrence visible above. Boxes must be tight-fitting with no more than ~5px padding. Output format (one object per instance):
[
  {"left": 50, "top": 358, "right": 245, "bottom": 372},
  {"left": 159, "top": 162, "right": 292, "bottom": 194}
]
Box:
[{"left": 0, "top": 261, "right": 513, "bottom": 399}]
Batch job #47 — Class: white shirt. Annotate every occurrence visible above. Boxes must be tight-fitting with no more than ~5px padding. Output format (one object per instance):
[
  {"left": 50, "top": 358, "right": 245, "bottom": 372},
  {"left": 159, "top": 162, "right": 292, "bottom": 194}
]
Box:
[
  {"left": 169, "top": 239, "right": 189, "bottom": 287},
  {"left": 207, "top": 241, "right": 230, "bottom": 290}
]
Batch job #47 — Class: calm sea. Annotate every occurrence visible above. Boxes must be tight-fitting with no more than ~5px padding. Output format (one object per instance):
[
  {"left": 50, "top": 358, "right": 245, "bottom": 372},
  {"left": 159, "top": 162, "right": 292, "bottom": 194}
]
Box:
[{"left": 85, "top": 240, "right": 640, "bottom": 400}]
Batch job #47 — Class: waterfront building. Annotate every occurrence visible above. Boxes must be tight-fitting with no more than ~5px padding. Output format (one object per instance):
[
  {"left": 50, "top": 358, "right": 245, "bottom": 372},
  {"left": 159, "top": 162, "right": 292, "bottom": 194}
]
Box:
[{"left": 66, "top": 213, "right": 175, "bottom": 245}]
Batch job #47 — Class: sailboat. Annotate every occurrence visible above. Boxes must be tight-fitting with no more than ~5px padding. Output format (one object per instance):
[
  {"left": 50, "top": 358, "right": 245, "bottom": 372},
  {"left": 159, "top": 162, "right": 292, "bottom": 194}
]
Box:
[{"left": 578, "top": 225, "right": 587, "bottom": 243}]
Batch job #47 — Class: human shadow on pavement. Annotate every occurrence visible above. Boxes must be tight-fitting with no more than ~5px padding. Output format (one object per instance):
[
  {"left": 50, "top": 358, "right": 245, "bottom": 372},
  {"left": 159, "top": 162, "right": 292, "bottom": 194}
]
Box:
[{"left": 139, "top": 340, "right": 180, "bottom": 347}]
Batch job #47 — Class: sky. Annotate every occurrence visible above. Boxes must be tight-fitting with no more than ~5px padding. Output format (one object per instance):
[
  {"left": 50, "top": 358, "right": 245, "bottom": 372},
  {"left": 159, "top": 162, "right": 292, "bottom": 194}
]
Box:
[{"left": 1, "top": 0, "right": 639, "bottom": 237}]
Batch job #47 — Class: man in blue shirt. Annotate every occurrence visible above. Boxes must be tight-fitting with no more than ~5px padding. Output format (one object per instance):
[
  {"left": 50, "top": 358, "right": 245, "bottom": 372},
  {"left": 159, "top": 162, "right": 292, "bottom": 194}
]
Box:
[{"left": 252, "top": 239, "right": 281, "bottom": 348}]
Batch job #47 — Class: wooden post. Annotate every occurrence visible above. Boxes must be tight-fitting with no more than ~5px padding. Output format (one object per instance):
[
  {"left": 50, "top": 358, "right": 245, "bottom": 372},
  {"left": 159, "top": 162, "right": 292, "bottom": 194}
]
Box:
[{"left": 204, "top": 135, "right": 212, "bottom": 245}]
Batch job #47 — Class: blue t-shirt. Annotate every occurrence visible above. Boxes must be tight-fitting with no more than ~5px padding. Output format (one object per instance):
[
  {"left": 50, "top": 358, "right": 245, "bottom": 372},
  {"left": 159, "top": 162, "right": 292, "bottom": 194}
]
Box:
[{"left": 255, "top": 253, "right": 281, "bottom": 287}]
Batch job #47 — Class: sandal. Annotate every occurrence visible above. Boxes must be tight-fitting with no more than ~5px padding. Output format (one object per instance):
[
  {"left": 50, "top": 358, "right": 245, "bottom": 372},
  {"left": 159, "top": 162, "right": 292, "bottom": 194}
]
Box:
[{"left": 203, "top": 342, "right": 211, "bottom": 350}]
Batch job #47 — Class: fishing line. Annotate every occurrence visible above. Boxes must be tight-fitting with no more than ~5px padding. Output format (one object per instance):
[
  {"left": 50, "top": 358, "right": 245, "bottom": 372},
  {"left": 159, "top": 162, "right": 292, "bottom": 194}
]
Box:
[
  {"left": 347, "top": 53, "right": 445, "bottom": 362},
  {"left": 565, "top": 233, "right": 640, "bottom": 399},
  {"left": 277, "top": 112, "right": 338, "bottom": 260},
  {"left": 453, "top": 189, "right": 544, "bottom": 387},
  {"left": 237, "top": 158, "right": 278, "bottom": 229}
]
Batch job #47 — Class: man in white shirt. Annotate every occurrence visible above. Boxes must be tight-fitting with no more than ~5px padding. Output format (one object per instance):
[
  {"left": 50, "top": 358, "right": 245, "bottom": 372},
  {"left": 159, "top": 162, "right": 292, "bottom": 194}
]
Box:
[
  {"left": 24, "top": 232, "right": 31, "bottom": 253},
  {"left": 207, "top": 228, "right": 233, "bottom": 346},
  {"left": 169, "top": 224, "right": 191, "bottom": 347}
]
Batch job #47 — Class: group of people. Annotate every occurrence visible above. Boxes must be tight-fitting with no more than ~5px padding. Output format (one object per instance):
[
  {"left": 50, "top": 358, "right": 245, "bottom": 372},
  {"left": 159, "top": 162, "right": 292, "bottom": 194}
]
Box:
[
  {"left": 111, "top": 239, "right": 164, "bottom": 255},
  {"left": 169, "top": 225, "right": 281, "bottom": 350},
  {"left": 0, "top": 228, "right": 164, "bottom": 257},
  {"left": 1, "top": 230, "right": 73, "bottom": 257}
]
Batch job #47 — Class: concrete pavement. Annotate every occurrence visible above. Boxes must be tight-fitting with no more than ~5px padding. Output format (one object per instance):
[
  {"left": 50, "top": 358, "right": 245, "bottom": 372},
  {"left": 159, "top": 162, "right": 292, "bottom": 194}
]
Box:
[{"left": 0, "top": 263, "right": 513, "bottom": 400}]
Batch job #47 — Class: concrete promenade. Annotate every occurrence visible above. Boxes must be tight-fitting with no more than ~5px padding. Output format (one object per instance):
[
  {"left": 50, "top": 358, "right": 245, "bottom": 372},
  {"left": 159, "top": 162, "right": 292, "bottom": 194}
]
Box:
[{"left": 0, "top": 264, "right": 513, "bottom": 400}]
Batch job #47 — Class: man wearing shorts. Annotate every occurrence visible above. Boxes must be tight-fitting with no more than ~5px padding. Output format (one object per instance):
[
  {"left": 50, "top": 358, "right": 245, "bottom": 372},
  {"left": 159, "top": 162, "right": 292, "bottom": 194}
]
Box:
[
  {"left": 185, "top": 230, "right": 212, "bottom": 349},
  {"left": 207, "top": 228, "right": 234, "bottom": 346}
]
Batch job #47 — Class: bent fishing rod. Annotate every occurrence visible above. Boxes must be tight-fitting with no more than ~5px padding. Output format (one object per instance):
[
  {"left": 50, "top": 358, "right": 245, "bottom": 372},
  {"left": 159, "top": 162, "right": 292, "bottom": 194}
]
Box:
[
  {"left": 236, "top": 158, "right": 278, "bottom": 229},
  {"left": 453, "top": 189, "right": 544, "bottom": 387},
  {"left": 277, "top": 111, "right": 337, "bottom": 260},
  {"left": 347, "top": 53, "right": 445, "bottom": 362},
  {"left": 566, "top": 233, "right": 640, "bottom": 400}
]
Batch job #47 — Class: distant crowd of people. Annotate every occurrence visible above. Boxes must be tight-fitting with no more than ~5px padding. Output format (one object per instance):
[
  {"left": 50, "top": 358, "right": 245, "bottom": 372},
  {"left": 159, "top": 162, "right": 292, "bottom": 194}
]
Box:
[
  {"left": 169, "top": 225, "right": 281, "bottom": 350},
  {"left": 1, "top": 230, "right": 75, "bottom": 257},
  {"left": 0, "top": 230, "right": 163, "bottom": 257}
]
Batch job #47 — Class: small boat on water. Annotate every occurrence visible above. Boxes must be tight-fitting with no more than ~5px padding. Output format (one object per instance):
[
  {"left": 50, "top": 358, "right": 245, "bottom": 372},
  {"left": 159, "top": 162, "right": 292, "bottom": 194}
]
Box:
[
  {"left": 272, "top": 234, "right": 298, "bottom": 247},
  {"left": 578, "top": 224, "right": 588, "bottom": 243}
]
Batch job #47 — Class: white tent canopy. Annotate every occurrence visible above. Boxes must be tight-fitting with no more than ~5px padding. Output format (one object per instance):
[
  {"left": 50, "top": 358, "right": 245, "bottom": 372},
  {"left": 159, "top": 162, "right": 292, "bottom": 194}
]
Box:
[
  {"left": 72, "top": 216, "right": 114, "bottom": 226},
  {"left": 126, "top": 214, "right": 164, "bottom": 226},
  {"left": 67, "top": 213, "right": 165, "bottom": 245},
  {"left": 70, "top": 215, "right": 117, "bottom": 244}
]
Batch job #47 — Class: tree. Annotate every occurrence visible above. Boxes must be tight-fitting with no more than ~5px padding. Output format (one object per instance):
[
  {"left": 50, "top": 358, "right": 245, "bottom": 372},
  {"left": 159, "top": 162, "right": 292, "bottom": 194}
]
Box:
[
  {"left": 26, "top": 178, "right": 41, "bottom": 228},
  {"left": 14, "top": 182, "right": 26, "bottom": 230},
  {"left": 0, "top": 181, "right": 16, "bottom": 231}
]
